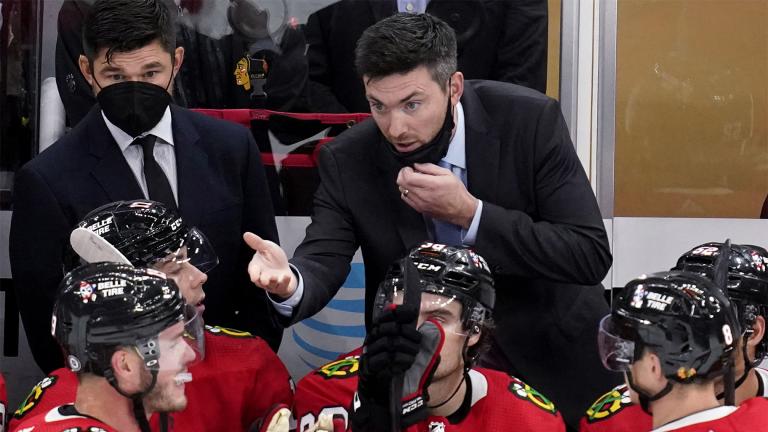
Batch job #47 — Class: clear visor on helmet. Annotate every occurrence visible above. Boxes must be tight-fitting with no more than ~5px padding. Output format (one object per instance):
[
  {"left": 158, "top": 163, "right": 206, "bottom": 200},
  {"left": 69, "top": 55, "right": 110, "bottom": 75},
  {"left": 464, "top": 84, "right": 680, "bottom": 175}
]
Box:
[
  {"left": 141, "top": 304, "right": 205, "bottom": 374},
  {"left": 373, "top": 278, "right": 470, "bottom": 336},
  {"left": 597, "top": 315, "right": 637, "bottom": 372},
  {"left": 154, "top": 228, "right": 219, "bottom": 273}
]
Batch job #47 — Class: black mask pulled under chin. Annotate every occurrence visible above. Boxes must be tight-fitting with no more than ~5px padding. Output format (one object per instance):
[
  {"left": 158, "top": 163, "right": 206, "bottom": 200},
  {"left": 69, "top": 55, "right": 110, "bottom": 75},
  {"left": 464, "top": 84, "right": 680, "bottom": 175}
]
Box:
[
  {"left": 385, "top": 95, "right": 455, "bottom": 167},
  {"left": 95, "top": 76, "right": 172, "bottom": 138}
]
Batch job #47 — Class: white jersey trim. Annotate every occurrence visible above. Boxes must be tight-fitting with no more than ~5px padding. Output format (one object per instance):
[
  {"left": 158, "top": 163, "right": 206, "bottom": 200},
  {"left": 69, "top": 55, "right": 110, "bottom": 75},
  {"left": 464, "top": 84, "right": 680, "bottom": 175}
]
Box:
[
  {"left": 44, "top": 405, "right": 87, "bottom": 422},
  {"left": 755, "top": 367, "right": 768, "bottom": 396},
  {"left": 468, "top": 369, "right": 488, "bottom": 407},
  {"left": 651, "top": 405, "right": 738, "bottom": 432}
]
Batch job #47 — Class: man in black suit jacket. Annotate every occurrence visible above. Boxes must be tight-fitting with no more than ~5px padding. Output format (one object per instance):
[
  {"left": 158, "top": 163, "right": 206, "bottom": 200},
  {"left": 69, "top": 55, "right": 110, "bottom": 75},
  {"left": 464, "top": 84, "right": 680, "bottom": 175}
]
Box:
[
  {"left": 9, "top": 0, "right": 280, "bottom": 374},
  {"left": 305, "top": 0, "right": 548, "bottom": 113},
  {"left": 245, "top": 13, "right": 618, "bottom": 428}
]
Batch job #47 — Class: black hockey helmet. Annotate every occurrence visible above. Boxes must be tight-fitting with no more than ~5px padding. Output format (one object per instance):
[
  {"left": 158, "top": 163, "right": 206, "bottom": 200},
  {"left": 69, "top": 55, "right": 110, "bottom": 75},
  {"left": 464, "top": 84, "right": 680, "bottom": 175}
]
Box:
[
  {"left": 52, "top": 262, "right": 202, "bottom": 376},
  {"left": 674, "top": 242, "right": 768, "bottom": 360},
  {"left": 374, "top": 243, "right": 495, "bottom": 331},
  {"left": 74, "top": 200, "right": 218, "bottom": 272},
  {"left": 598, "top": 270, "right": 740, "bottom": 383}
]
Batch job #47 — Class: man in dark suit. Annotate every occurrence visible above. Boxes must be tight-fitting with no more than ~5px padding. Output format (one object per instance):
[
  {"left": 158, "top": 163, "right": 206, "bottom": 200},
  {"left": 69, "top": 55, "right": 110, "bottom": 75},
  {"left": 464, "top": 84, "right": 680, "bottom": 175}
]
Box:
[
  {"left": 305, "top": 0, "right": 548, "bottom": 113},
  {"left": 244, "top": 12, "right": 618, "bottom": 429},
  {"left": 9, "top": 0, "right": 280, "bottom": 375}
]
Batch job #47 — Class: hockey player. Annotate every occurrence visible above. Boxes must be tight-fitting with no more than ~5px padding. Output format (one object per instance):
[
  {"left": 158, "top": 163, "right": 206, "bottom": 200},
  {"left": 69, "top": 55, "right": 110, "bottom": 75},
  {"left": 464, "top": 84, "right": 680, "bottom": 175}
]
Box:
[
  {"left": 11, "top": 200, "right": 293, "bottom": 432},
  {"left": 293, "top": 243, "right": 567, "bottom": 432},
  {"left": 597, "top": 270, "right": 768, "bottom": 431},
  {"left": 12, "top": 262, "right": 202, "bottom": 432},
  {"left": 580, "top": 242, "right": 768, "bottom": 432}
]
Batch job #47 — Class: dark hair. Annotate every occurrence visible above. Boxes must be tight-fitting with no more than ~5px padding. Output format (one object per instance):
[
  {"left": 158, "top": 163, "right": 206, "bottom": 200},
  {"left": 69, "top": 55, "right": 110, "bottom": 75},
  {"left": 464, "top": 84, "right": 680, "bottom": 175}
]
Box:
[
  {"left": 355, "top": 13, "right": 457, "bottom": 87},
  {"left": 83, "top": 0, "right": 177, "bottom": 63}
]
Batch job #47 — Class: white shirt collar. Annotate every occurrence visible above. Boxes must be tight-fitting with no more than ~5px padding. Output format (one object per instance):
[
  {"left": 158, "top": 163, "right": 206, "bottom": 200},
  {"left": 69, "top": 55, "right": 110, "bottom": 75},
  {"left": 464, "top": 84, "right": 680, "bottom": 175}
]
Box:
[
  {"left": 102, "top": 106, "right": 175, "bottom": 151},
  {"left": 652, "top": 405, "right": 737, "bottom": 432},
  {"left": 442, "top": 102, "right": 466, "bottom": 170}
]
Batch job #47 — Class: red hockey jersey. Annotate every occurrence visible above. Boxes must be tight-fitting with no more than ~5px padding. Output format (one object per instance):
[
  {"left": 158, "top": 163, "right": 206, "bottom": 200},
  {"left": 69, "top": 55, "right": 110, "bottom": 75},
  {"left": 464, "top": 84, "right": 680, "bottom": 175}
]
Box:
[
  {"left": 579, "top": 368, "right": 768, "bottom": 432},
  {"left": 12, "top": 405, "right": 118, "bottom": 432},
  {"left": 10, "top": 326, "right": 294, "bottom": 432},
  {"left": 293, "top": 353, "right": 566, "bottom": 432},
  {"left": 651, "top": 397, "right": 768, "bottom": 431}
]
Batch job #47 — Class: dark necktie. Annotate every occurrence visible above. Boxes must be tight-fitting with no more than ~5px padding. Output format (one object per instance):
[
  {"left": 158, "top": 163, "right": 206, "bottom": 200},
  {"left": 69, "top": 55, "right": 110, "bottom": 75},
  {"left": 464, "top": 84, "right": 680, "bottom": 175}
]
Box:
[{"left": 133, "top": 135, "right": 177, "bottom": 210}]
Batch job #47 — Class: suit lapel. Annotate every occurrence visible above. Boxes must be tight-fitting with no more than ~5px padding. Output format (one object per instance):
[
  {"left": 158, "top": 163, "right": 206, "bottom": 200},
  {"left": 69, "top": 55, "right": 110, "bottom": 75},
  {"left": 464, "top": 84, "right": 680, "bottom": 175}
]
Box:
[
  {"left": 462, "top": 84, "right": 501, "bottom": 204},
  {"left": 87, "top": 107, "right": 146, "bottom": 201},
  {"left": 170, "top": 106, "right": 208, "bottom": 225}
]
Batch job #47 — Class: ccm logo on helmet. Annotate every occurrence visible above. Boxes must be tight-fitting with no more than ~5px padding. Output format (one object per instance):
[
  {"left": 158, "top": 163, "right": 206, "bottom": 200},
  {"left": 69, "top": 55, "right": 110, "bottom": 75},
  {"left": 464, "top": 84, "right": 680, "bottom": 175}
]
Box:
[{"left": 416, "top": 263, "right": 442, "bottom": 272}]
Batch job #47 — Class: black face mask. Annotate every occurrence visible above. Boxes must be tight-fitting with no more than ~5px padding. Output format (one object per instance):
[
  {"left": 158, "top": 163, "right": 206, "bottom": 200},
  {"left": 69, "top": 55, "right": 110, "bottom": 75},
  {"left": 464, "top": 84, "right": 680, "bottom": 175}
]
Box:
[
  {"left": 385, "top": 90, "right": 455, "bottom": 167},
  {"left": 96, "top": 77, "right": 172, "bottom": 138}
]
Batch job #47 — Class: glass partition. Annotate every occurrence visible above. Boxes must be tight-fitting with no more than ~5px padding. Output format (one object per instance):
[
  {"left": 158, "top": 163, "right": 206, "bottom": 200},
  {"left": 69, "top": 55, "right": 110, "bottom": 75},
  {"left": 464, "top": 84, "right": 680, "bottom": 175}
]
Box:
[{"left": 614, "top": 0, "right": 768, "bottom": 218}]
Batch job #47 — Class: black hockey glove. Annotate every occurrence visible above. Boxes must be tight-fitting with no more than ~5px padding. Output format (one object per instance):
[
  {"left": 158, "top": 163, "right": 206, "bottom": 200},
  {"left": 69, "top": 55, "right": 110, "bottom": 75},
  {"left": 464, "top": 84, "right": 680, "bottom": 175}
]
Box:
[{"left": 351, "top": 303, "right": 421, "bottom": 432}]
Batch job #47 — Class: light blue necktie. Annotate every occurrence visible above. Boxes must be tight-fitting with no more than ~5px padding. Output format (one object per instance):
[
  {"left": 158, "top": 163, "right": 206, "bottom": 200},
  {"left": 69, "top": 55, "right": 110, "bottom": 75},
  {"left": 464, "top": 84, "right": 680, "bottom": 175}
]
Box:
[{"left": 432, "top": 160, "right": 466, "bottom": 246}]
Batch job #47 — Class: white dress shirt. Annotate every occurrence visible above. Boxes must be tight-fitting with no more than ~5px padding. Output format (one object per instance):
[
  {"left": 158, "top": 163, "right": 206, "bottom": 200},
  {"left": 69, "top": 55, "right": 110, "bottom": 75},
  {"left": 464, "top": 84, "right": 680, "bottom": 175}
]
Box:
[{"left": 102, "top": 107, "right": 179, "bottom": 204}]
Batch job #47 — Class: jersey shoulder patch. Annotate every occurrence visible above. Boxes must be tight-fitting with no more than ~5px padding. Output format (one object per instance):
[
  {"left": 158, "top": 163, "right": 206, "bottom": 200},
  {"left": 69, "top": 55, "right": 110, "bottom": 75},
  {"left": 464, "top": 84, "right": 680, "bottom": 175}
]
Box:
[
  {"left": 507, "top": 376, "right": 558, "bottom": 415},
  {"left": 14, "top": 374, "right": 59, "bottom": 419},
  {"left": 585, "top": 384, "right": 632, "bottom": 423},
  {"left": 315, "top": 355, "right": 360, "bottom": 380},
  {"left": 204, "top": 325, "right": 254, "bottom": 338}
]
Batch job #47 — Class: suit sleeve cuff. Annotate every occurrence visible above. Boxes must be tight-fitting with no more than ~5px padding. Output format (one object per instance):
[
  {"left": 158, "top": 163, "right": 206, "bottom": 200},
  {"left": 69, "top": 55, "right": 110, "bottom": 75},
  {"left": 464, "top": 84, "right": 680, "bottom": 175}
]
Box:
[
  {"left": 268, "top": 264, "right": 304, "bottom": 317},
  {"left": 461, "top": 200, "right": 483, "bottom": 246}
]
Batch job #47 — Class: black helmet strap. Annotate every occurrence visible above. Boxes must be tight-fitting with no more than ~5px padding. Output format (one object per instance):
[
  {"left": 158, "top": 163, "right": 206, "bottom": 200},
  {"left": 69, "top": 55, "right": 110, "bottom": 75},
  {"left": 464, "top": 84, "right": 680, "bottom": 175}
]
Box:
[
  {"left": 104, "top": 365, "right": 159, "bottom": 432},
  {"left": 715, "top": 341, "right": 754, "bottom": 400},
  {"left": 625, "top": 370, "right": 674, "bottom": 414}
]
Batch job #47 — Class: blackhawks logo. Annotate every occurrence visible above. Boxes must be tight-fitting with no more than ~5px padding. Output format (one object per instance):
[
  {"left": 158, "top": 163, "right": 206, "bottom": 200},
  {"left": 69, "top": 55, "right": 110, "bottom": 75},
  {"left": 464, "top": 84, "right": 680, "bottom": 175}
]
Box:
[
  {"left": 585, "top": 384, "right": 632, "bottom": 422},
  {"left": 14, "top": 375, "right": 57, "bottom": 419},
  {"left": 317, "top": 356, "right": 359, "bottom": 379},
  {"left": 508, "top": 377, "right": 557, "bottom": 415}
]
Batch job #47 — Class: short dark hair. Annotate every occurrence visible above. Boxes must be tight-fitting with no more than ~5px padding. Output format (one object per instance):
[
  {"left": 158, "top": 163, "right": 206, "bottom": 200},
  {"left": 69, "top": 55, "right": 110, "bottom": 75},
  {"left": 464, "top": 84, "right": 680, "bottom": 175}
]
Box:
[
  {"left": 83, "top": 0, "right": 177, "bottom": 63},
  {"left": 355, "top": 13, "right": 457, "bottom": 87}
]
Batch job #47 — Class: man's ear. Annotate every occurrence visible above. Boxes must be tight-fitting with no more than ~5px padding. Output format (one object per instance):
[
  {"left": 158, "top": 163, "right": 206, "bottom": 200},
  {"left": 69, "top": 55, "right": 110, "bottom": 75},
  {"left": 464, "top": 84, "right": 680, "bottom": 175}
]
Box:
[
  {"left": 110, "top": 348, "right": 142, "bottom": 394},
  {"left": 172, "top": 47, "right": 185, "bottom": 78},
  {"left": 467, "top": 324, "right": 481, "bottom": 348},
  {"left": 646, "top": 352, "right": 671, "bottom": 391},
  {"left": 449, "top": 71, "right": 464, "bottom": 105},
  {"left": 78, "top": 54, "right": 94, "bottom": 87}
]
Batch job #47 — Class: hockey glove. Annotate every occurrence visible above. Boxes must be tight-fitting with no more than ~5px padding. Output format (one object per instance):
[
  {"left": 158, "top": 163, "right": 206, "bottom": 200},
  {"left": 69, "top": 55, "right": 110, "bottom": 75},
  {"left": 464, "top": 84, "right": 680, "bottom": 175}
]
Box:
[
  {"left": 250, "top": 404, "right": 291, "bottom": 432},
  {"left": 400, "top": 319, "right": 445, "bottom": 427},
  {"left": 351, "top": 303, "right": 422, "bottom": 432}
]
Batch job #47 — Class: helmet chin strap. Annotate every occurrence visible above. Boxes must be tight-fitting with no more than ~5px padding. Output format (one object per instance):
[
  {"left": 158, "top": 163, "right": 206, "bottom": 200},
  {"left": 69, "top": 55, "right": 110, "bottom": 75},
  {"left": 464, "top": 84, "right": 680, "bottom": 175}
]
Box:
[
  {"left": 428, "top": 335, "right": 471, "bottom": 410},
  {"left": 625, "top": 370, "right": 674, "bottom": 414},
  {"left": 104, "top": 367, "right": 160, "bottom": 432},
  {"left": 716, "top": 341, "right": 755, "bottom": 400}
]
